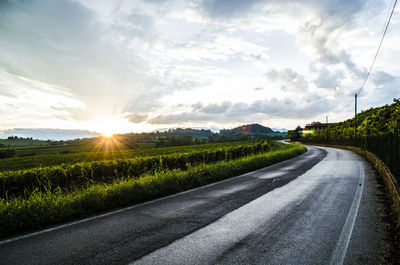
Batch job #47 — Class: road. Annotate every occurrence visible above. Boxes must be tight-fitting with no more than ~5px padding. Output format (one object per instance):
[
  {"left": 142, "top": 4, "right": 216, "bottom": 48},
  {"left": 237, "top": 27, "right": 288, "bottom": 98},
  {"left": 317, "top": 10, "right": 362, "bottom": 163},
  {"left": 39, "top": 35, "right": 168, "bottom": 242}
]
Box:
[{"left": 0, "top": 146, "right": 393, "bottom": 264}]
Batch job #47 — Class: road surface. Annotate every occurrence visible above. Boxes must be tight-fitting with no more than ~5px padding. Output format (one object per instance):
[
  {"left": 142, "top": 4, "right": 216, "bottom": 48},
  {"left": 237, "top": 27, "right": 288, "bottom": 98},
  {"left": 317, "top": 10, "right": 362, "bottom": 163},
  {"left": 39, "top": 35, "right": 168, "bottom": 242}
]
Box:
[{"left": 0, "top": 146, "right": 393, "bottom": 264}]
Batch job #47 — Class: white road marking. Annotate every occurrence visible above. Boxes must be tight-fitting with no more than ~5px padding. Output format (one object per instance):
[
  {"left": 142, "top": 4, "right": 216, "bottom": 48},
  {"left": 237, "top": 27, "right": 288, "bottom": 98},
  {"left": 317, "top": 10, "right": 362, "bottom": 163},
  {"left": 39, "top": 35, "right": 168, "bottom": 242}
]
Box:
[
  {"left": 328, "top": 162, "right": 365, "bottom": 265},
  {"left": 131, "top": 155, "right": 344, "bottom": 265}
]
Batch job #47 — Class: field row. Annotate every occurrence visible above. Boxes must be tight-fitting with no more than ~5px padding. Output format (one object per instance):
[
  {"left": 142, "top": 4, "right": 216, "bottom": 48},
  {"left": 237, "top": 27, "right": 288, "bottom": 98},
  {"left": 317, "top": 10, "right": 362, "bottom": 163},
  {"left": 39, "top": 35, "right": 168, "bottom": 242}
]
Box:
[
  {"left": 0, "top": 140, "right": 256, "bottom": 172},
  {"left": 0, "top": 141, "right": 272, "bottom": 199}
]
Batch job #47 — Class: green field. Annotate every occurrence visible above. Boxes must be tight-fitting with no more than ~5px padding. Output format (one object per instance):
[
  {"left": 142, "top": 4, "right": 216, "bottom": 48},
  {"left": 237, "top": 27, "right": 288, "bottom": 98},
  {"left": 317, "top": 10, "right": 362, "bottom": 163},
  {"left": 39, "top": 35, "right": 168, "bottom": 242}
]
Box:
[
  {"left": 0, "top": 140, "right": 257, "bottom": 172},
  {"left": 0, "top": 140, "right": 306, "bottom": 238}
]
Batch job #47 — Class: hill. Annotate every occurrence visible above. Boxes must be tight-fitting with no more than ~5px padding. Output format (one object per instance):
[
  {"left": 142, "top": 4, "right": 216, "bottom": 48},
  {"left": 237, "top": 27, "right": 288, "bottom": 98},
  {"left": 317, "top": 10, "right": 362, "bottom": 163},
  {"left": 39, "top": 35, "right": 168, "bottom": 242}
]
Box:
[
  {"left": 220, "top": 124, "right": 278, "bottom": 135},
  {"left": 315, "top": 98, "right": 399, "bottom": 138}
]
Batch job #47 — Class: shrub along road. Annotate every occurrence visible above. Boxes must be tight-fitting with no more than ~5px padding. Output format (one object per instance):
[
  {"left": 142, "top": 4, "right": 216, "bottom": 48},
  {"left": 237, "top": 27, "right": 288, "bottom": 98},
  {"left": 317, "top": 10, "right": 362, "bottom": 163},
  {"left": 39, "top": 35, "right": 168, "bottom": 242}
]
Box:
[{"left": 0, "top": 146, "right": 395, "bottom": 264}]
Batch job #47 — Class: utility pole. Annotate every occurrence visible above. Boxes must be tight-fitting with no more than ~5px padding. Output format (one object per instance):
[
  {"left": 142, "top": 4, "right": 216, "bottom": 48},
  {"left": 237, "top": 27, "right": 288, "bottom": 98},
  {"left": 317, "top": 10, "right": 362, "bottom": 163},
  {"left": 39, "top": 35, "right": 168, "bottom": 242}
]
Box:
[
  {"left": 355, "top": 93, "right": 357, "bottom": 143},
  {"left": 326, "top": 115, "right": 329, "bottom": 143}
]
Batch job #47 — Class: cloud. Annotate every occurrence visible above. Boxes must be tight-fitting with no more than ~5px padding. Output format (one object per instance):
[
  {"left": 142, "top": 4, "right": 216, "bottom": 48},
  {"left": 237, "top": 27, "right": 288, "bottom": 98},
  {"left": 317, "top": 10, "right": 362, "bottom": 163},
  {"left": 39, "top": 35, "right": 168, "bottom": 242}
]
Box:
[
  {"left": 148, "top": 96, "right": 336, "bottom": 125},
  {"left": 368, "top": 71, "right": 400, "bottom": 103},
  {"left": 0, "top": 0, "right": 398, "bottom": 132},
  {"left": 372, "top": 71, "right": 396, "bottom": 85},
  {"left": 192, "top": 101, "right": 232, "bottom": 113},
  {"left": 199, "top": 0, "right": 263, "bottom": 18},
  {"left": 0, "top": 71, "right": 86, "bottom": 129},
  {"left": 123, "top": 112, "right": 148, "bottom": 123},
  {"left": 198, "top": 0, "right": 366, "bottom": 21},
  {"left": 311, "top": 65, "right": 344, "bottom": 91},
  {"left": 265, "top": 68, "right": 308, "bottom": 92},
  {"left": 299, "top": 19, "right": 367, "bottom": 79},
  {"left": 0, "top": 0, "right": 147, "bottom": 111}
]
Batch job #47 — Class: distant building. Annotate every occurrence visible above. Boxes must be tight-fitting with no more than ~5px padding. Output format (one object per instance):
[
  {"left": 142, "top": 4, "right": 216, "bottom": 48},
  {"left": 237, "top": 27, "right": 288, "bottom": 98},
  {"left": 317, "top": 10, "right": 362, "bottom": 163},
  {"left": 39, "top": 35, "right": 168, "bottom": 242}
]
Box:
[{"left": 304, "top": 122, "right": 333, "bottom": 133}]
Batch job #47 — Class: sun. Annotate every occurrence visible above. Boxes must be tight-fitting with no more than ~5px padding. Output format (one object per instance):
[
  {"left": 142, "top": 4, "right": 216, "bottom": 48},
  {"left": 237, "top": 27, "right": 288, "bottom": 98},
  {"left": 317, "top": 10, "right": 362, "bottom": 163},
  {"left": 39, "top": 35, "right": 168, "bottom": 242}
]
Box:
[
  {"left": 91, "top": 116, "right": 130, "bottom": 137},
  {"left": 101, "top": 131, "right": 115, "bottom": 137},
  {"left": 89, "top": 114, "right": 151, "bottom": 137}
]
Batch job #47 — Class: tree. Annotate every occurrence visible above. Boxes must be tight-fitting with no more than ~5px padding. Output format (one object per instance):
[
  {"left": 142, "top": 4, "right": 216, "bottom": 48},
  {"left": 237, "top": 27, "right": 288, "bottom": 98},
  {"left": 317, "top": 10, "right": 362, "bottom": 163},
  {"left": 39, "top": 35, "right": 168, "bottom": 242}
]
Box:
[
  {"left": 287, "top": 126, "right": 302, "bottom": 141},
  {"left": 388, "top": 98, "right": 400, "bottom": 135}
]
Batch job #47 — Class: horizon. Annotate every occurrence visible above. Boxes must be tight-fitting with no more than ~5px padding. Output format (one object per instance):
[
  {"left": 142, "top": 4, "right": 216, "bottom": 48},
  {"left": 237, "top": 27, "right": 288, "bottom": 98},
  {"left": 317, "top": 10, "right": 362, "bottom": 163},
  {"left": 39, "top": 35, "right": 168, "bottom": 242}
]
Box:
[
  {"left": 0, "top": 123, "right": 288, "bottom": 141},
  {"left": 1, "top": 0, "right": 399, "bottom": 136}
]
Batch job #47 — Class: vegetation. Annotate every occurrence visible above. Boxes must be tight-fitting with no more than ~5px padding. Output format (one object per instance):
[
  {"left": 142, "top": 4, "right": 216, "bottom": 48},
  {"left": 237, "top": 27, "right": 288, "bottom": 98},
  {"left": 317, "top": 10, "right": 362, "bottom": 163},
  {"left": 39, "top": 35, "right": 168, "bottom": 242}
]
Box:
[
  {"left": 290, "top": 98, "right": 400, "bottom": 141},
  {"left": 0, "top": 148, "right": 16, "bottom": 159},
  {"left": 0, "top": 140, "right": 258, "bottom": 172},
  {"left": 0, "top": 141, "right": 305, "bottom": 238},
  {"left": 0, "top": 140, "right": 272, "bottom": 199},
  {"left": 0, "top": 124, "right": 284, "bottom": 161}
]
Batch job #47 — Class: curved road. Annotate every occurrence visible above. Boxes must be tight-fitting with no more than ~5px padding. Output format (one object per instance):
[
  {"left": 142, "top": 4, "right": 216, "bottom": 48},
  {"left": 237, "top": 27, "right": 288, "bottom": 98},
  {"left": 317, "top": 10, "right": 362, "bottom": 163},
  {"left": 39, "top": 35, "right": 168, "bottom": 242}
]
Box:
[{"left": 0, "top": 146, "right": 392, "bottom": 264}]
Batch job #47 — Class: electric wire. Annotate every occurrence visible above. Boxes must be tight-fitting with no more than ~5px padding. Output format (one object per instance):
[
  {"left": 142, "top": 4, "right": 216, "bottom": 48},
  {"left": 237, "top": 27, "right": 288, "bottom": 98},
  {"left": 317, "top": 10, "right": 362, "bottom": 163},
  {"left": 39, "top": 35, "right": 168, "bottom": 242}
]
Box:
[
  {"left": 338, "top": 0, "right": 397, "bottom": 114},
  {"left": 356, "top": 0, "right": 397, "bottom": 96}
]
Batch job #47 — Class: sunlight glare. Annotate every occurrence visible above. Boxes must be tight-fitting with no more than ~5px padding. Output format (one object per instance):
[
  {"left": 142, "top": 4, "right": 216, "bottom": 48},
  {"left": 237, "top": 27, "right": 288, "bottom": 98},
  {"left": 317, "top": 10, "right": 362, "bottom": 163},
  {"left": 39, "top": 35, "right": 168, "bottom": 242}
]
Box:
[{"left": 90, "top": 116, "right": 130, "bottom": 137}]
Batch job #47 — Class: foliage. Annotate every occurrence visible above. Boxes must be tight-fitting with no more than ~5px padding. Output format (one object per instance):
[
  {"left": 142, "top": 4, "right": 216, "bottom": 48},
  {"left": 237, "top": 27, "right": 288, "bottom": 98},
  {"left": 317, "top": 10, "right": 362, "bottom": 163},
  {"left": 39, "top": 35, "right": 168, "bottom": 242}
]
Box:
[
  {"left": 287, "top": 126, "right": 302, "bottom": 141},
  {"left": 0, "top": 149, "right": 16, "bottom": 159},
  {"left": 0, "top": 140, "right": 258, "bottom": 172},
  {"left": 304, "top": 98, "right": 400, "bottom": 140},
  {"left": 0, "top": 140, "right": 273, "bottom": 199}
]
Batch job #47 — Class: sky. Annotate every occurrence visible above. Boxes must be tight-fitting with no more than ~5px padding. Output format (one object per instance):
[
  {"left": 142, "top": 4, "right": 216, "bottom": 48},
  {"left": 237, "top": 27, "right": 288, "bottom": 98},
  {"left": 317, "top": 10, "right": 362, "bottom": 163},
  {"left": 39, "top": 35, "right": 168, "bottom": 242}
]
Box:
[{"left": 0, "top": 0, "right": 399, "bottom": 137}]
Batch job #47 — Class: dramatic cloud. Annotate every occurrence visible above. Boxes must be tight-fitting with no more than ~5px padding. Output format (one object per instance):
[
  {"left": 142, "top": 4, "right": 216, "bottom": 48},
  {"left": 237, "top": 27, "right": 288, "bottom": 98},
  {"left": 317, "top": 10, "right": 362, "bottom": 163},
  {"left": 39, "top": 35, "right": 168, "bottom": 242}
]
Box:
[
  {"left": 299, "top": 19, "right": 367, "bottom": 79},
  {"left": 149, "top": 96, "right": 336, "bottom": 125},
  {"left": 0, "top": 0, "right": 398, "bottom": 135}
]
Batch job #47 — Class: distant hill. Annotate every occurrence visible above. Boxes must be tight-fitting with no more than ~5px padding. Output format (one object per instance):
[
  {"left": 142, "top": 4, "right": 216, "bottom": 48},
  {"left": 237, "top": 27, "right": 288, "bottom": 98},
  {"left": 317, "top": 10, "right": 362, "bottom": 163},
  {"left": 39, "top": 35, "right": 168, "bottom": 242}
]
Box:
[
  {"left": 220, "top": 124, "right": 281, "bottom": 135},
  {"left": 155, "top": 128, "right": 213, "bottom": 138}
]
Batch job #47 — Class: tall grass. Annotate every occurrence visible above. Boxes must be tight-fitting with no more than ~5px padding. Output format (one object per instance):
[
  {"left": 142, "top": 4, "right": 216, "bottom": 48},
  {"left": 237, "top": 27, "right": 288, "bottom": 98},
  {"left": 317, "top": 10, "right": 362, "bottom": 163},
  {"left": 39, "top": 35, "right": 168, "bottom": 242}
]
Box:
[{"left": 0, "top": 144, "right": 306, "bottom": 238}]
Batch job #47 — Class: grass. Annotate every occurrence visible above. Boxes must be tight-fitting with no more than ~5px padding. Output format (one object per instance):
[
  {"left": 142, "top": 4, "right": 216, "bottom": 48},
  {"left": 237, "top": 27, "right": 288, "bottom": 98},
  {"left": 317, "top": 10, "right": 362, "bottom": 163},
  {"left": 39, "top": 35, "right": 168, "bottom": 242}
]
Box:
[{"left": 0, "top": 143, "right": 306, "bottom": 238}]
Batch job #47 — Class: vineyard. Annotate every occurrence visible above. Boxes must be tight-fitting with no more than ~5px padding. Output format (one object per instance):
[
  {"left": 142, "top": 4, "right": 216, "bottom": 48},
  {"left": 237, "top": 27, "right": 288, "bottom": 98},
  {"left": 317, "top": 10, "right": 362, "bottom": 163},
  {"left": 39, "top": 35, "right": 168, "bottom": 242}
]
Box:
[
  {"left": 0, "top": 140, "right": 256, "bottom": 172},
  {"left": 0, "top": 140, "right": 306, "bottom": 238}
]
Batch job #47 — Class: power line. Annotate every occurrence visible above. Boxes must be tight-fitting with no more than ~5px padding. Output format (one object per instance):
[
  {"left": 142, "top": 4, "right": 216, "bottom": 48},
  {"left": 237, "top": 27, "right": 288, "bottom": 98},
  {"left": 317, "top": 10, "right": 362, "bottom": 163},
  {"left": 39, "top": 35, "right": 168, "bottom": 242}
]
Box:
[
  {"left": 325, "top": 1, "right": 397, "bottom": 123},
  {"left": 357, "top": 0, "right": 398, "bottom": 95}
]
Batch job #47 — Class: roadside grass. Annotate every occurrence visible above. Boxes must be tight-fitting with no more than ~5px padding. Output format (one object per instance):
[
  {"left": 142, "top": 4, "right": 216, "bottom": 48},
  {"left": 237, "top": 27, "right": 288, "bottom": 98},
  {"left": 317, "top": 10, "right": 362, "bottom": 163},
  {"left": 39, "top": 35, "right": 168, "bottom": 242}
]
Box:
[{"left": 0, "top": 144, "right": 306, "bottom": 238}]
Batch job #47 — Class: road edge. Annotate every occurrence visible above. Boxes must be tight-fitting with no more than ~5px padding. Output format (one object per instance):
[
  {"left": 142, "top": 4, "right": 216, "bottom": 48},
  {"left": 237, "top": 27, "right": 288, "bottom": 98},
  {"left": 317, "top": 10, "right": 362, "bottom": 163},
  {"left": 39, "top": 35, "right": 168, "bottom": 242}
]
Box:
[
  {"left": 303, "top": 143, "right": 400, "bottom": 227},
  {"left": 0, "top": 145, "right": 307, "bottom": 245}
]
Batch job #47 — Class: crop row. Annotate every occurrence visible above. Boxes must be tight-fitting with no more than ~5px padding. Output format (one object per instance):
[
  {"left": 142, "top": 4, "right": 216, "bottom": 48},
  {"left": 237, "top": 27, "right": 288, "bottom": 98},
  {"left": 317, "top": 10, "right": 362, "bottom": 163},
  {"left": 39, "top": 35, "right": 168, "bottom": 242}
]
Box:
[
  {"left": 0, "top": 144, "right": 306, "bottom": 238},
  {"left": 0, "top": 141, "right": 272, "bottom": 199},
  {"left": 0, "top": 140, "right": 257, "bottom": 172}
]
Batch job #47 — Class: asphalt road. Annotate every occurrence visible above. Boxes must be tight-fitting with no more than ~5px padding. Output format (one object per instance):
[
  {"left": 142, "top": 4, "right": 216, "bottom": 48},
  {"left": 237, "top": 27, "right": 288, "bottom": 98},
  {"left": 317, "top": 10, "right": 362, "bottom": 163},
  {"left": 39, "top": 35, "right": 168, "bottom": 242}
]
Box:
[{"left": 0, "top": 146, "right": 393, "bottom": 264}]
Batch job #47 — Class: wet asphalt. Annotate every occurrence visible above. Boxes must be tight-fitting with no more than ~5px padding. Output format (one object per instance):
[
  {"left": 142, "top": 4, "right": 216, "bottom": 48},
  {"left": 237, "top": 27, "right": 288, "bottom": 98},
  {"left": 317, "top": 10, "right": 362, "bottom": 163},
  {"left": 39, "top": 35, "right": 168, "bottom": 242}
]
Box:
[{"left": 0, "top": 146, "right": 394, "bottom": 264}]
